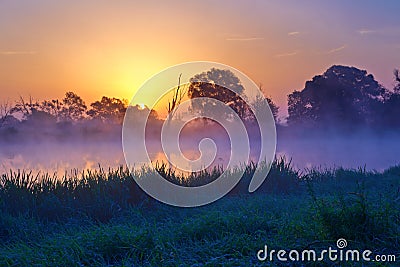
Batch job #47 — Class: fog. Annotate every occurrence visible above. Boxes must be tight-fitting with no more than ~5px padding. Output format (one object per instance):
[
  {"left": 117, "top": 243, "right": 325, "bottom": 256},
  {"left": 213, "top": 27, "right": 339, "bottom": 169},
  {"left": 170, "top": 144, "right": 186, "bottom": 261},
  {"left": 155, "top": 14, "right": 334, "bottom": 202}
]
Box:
[
  {"left": 276, "top": 134, "right": 400, "bottom": 171},
  {"left": 0, "top": 141, "right": 125, "bottom": 174},
  {"left": 1, "top": 129, "right": 399, "bottom": 175}
]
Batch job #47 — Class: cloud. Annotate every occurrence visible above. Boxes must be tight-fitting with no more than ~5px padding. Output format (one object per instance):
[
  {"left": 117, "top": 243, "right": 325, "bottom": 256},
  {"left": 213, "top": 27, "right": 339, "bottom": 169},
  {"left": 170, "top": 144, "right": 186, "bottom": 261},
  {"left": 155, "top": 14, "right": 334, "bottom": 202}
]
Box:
[
  {"left": 0, "top": 51, "right": 37, "bottom": 55},
  {"left": 326, "top": 45, "right": 346, "bottom": 54},
  {"left": 288, "top": 31, "right": 300, "bottom": 36},
  {"left": 357, "top": 29, "right": 375, "bottom": 35},
  {"left": 225, "top": 37, "right": 264, "bottom": 41},
  {"left": 274, "top": 51, "right": 298, "bottom": 58},
  {"left": 356, "top": 28, "right": 400, "bottom": 37}
]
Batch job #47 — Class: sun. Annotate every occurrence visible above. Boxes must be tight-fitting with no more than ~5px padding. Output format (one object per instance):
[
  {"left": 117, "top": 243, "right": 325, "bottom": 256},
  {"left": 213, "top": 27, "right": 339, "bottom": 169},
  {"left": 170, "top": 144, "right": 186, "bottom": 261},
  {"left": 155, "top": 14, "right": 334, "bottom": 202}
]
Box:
[{"left": 138, "top": 103, "right": 146, "bottom": 109}]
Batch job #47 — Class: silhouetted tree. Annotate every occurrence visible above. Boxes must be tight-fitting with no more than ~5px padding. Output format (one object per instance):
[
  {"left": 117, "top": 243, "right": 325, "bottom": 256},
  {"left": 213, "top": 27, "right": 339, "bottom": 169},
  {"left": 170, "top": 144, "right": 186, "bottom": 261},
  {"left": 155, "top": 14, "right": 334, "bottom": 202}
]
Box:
[
  {"left": 87, "top": 96, "right": 127, "bottom": 124},
  {"left": 61, "top": 92, "right": 87, "bottom": 121},
  {"left": 394, "top": 69, "right": 400, "bottom": 93},
  {"left": 0, "top": 101, "right": 14, "bottom": 128},
  {"left": 13, "top": 96, "right": 39, "bottom": 119},
  {"left": 25, "top": 109, "right": 57, "bottom": 126},
  {"left": 167, "top": 74, "right": 187, "bottom": 118},
  {"left": 252, "top": 85, "right": 279, "bottom": 122},
  {"left": 381, "top": 69, "right": 400, "bottom": 128},
  {"left": 40, "top": 99, "right": 63, "bottom": 120},
  {"left": 19, "top": 92, "right": 86, "bottom": 123},
  {"left": 13, "top": 96, "right": 60, "bottom": 128},
  {"left": 287, "top": 65, "right": 388, "bottom": 129},
  {"left": 14, "top": 97, "right": 58, "bottom": 127},
  {"left": 126, "top": 104, "right": 159, "bottom": 123},
  {"left": 188, "top": 68, "right": 279, "bottom": 123},
  {"left": 188, "top": 68, "right": 249, "bottom": 120}
]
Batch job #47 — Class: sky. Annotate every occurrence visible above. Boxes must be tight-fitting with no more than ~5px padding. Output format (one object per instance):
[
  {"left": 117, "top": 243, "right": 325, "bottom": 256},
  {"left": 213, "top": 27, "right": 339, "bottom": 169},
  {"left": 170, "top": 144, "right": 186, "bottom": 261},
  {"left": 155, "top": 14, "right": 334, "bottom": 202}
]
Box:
[{"left": 1, "top": 0, "right": 400, "bottom": 118}]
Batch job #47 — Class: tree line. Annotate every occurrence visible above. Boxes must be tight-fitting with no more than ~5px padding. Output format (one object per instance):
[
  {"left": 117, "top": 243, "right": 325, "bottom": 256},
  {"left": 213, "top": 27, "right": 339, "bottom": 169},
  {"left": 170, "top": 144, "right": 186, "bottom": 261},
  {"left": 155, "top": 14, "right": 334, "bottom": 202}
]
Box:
[
  {"left": 287, "top": 65, "right": 400, "bottom": 132},
  {"left": 2, "top": 94, "right": 129, "bottom": 125},
  {"left": 0, "top": 94, "right": 140, "bottom": 141},
  {"left": 1, "top": 65, "right": 400, "bottom": 140}
]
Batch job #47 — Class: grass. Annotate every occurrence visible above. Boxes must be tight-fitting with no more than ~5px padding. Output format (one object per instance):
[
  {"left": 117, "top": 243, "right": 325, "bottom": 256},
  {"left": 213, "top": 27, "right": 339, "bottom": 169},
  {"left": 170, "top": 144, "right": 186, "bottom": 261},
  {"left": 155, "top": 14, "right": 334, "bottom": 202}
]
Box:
[{"left": 0, "top": 158, "right": 398, "bottom": 266}]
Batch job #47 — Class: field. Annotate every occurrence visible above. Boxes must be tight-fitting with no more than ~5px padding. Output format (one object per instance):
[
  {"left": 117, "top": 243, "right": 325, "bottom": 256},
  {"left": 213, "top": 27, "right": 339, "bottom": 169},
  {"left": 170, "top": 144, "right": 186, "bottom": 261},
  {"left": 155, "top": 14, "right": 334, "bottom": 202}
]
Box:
[{"left": 0, "top": 158, "right": 399, "bottom": 266}]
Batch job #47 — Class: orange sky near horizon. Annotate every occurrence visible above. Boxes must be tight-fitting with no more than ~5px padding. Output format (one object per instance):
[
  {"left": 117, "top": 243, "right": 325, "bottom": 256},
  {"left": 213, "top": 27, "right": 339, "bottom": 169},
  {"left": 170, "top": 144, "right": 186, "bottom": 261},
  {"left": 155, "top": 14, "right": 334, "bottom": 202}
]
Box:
[{"left": 1, "top": 1, "right": 400, "bottom": 118}]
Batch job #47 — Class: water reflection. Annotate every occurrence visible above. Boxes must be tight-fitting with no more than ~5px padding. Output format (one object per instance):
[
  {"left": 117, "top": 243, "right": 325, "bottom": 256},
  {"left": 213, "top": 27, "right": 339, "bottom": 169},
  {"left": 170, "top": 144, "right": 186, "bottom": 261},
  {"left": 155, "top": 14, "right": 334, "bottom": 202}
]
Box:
[{"left": 1, "top": 135, "right": 399, "bottom": 175}]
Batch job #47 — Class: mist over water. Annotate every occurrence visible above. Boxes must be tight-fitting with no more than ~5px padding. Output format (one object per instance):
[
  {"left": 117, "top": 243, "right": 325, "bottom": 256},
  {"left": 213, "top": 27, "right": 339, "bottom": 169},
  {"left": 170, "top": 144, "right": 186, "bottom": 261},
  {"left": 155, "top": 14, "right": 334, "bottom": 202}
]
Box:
[
  {"left": 0, "top": 141, "right": 125, "bottom": 174},
  {"left": 1, "top": 64, "right": 399, "bottom": 176},
  {"left": 1, "top": 131, "right": 399, "bottom": 174},
  {"left": 276, "top": 134, "right": 400, "bottom": 171}
]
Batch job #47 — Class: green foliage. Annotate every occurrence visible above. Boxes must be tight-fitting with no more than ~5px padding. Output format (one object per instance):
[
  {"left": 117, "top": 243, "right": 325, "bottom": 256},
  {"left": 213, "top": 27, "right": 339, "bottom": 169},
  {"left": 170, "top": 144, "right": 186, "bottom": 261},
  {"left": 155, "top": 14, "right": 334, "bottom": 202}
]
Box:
[
  {"left": 87, "top": 96, "right": 128, "bottom": 123},
  {"left": 287, "top": 65, "right": 389, "bottom": 129},
  {"left": 306, "top": 169, "right": 400, "bottom": 257},
  {"left": 0, "top": 161, "right": 398, "bottom": 266},
  {"left": 0, "top": 167, "right": 146, "bottom": 221}
]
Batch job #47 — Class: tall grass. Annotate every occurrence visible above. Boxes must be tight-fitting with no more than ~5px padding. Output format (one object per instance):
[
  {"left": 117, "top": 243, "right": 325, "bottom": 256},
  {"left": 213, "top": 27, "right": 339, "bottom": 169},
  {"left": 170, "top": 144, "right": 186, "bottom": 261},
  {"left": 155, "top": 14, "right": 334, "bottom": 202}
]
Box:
[
  {"left": 0, "top": 158, "right": 398, "bottom": 266},
  {"left": 0, "top": 157, "right": 302, "bottom": 222}
]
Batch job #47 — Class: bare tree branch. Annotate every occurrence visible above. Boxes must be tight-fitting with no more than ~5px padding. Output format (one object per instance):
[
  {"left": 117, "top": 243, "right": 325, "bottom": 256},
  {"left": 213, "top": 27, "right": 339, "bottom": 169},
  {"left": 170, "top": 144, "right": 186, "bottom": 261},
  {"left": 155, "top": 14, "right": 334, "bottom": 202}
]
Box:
[
  {"left": 167, "top": 73, "right": 187, "bottom": 119},
  {"left": 164, "top": 74, "right": 188, "bottom": 169},
  {"left": 14, "top": 95, "right": 38, "bottom": 118},
  {"left": 0, "top": 101, "right": 13, "bottom": 127}
]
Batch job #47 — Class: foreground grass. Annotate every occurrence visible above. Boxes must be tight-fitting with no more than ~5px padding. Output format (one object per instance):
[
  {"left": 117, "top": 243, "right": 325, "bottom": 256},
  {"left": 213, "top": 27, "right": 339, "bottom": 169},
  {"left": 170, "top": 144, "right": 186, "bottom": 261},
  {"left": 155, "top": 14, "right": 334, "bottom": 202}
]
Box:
[{"left": 0, "top": 159, "right": 399, "bottom": 266}]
